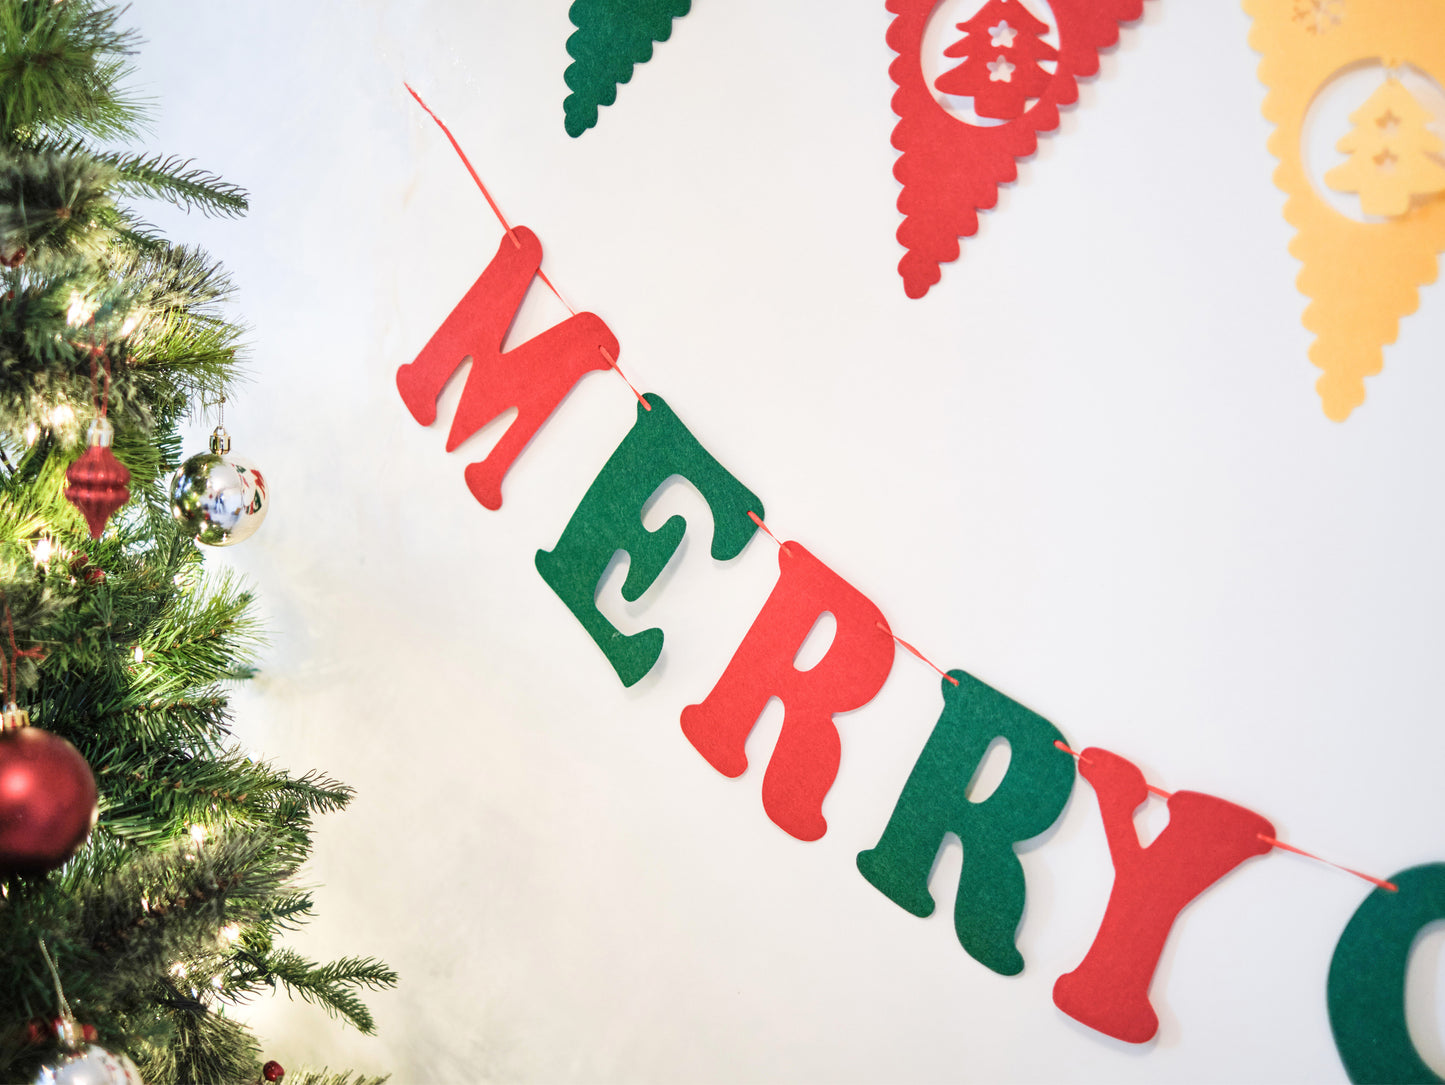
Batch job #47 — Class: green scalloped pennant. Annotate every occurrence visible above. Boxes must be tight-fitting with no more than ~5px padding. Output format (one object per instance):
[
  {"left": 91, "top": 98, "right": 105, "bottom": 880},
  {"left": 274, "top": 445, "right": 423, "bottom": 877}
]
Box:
[{"left": 563, "top": 0, "right": 692, "bottom": 137}]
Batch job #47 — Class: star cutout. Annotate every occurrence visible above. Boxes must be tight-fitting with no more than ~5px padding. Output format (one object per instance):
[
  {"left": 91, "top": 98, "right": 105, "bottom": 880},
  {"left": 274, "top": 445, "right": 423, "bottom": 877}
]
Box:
[
  {"left": 989, "top": 20, "right": 1017, "bottom": 48},
  {"left": 987, "top": 55, "right": 1015, "bottom": 83},
  {"left": 1375, "top": 108, "right": 1401, "bottom": 133},
  {"left": 1292, "top": 0, "right": 1345, "bottom": 34},
  {"left": 1373, "top": 148, "right": 1398, "bottom": 172}
]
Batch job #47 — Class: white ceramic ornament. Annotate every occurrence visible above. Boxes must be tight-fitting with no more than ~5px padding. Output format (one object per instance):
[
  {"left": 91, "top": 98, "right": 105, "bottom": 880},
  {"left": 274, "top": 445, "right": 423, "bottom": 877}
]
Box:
[{"left": 33, "top": 1043, "right": 144, "bottom": 1085}]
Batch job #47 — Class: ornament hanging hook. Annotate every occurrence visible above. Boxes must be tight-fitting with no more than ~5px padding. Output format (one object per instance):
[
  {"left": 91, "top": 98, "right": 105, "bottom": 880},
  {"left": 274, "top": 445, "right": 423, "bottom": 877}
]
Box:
[
  {"left": 38, "top": 937, "right": 81, "bottom": 1050},
  {"left": 85, "top": 318, "right": 111, "bottom": 422},
  {"left": 2, "top": 600, "right": 44, "bottom": 711}
]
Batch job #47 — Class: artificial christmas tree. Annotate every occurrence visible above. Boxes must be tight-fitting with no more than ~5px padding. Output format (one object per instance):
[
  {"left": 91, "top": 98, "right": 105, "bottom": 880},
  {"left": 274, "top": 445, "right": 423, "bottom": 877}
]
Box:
[
  {"left": 0, "top": 4, "right": 394, "bottom": 1083},
  {"left": 934, "top": 0, "right": 1058, "bottom": 120}
]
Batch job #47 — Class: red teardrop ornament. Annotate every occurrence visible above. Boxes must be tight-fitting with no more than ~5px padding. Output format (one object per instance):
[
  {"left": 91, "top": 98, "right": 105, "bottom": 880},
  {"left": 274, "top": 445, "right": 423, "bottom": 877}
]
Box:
[{"left": 65, "top": 430, "right": 131, "bottom": 539}]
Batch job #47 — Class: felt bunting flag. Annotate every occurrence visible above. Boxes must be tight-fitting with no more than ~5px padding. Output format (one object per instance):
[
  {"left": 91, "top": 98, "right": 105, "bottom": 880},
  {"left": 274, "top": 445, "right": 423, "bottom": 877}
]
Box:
[
  {"left": 395, "top": 226, "right": 618, "bottom": 510},
  {"left": 1052, "top": 748, "right": 1274, "bottom": 1044},
  {"left": 563, "top": 0, "right": 692, "bottom": 137},
  {"left": 681, "top": 543, "right": 895, "bottom": 841},
  {"left": 1244, "top": 0, "right": 1445, "bottom": 419},
  {"left": 1327, "top": 863, "right": 1445, "bottom": 1084},
  {"left": 886, "top": 0, "right": 1146, "bottom": 298},
  {"left": 857, "top": 670, "right": 1075, "bottom": 976},
  {"left": 536, "top": 393, "right": 764, "bottom": 688}
]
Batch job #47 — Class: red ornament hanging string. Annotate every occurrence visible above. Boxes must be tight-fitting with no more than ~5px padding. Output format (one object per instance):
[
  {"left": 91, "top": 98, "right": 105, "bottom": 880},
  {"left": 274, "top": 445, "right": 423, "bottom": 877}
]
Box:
[{"left": 64, "top": 329, "right": 131, "bottom": 539}]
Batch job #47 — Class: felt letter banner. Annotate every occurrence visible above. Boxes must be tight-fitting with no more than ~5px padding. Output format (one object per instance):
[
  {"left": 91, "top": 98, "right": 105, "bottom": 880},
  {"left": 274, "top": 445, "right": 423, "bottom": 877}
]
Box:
[
  {"left": 536, "top": 393, "right": 763, "bottom": 688},
  {"left": 856, "top": 669, "right": 1075, "bottom": 976},
  {"left": 681, "top": 544, "right": 894, "bottom": 841},
  {"left": 396, "top": 226, "right": 618, "bottom": 509},
  {"left": 1327, "top": 862, "right": 1445, "bottom": 1084},
  {"left": 886, "top": 0, "right": 1146, "bottom": 298},
  {"left": 1052, "top": 748, "right": 1274, "bottom": 1044}
]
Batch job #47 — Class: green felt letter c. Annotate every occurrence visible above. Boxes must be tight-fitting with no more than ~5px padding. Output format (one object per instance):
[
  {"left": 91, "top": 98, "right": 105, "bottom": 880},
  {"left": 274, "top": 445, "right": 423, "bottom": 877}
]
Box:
[{"left": 1328, "top": 862, "right": 1445, "bottom": 1084}]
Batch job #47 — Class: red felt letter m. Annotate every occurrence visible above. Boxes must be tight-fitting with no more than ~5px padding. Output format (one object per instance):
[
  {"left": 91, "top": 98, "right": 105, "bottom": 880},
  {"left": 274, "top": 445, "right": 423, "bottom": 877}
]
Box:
[{"left": 395, "top": 226, "right": 618, "bottom": 510}]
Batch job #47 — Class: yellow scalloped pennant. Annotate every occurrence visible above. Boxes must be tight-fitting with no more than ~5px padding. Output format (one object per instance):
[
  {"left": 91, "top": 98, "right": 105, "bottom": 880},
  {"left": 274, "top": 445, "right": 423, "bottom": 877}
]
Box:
[{"left": 1245, "top": 0, "right": 1445, "bottom": 420}]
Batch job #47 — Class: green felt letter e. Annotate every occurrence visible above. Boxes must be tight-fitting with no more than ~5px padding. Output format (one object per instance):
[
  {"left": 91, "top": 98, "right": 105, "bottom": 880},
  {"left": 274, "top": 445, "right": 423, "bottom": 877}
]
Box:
[
  {"left": 536, "top": 394, "right": 763, "bottom": 687},
  {"left": 856, "top": 670, "right": 1075, "bottom": 976}
]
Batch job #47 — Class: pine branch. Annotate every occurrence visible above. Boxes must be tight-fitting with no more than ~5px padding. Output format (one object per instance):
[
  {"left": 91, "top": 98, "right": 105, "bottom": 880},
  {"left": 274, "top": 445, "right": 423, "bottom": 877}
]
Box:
[
  {"left": 0, "top": 147, "right": 122, "bottom": 270},
  {"left": 286, "top": 1070, "right": 391, "bottom": 1085},
  {"left": 21, "top": 141, "right": 249, "bottom": 220},
  {"left": 141, "top": 997, "right": 262, "bottom": 1085},
  {"left": 105, "top": 151, "right": 248, "bottom": 218},
  {"left": 0, "top": 1, "right": 143, "bottom": 145},
  {"left": 241, "top": 950, "right": 398, "bottom": 1035}
]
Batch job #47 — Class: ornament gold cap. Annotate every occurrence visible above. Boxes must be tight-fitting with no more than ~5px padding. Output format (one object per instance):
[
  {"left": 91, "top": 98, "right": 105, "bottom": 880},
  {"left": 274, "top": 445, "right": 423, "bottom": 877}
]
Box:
[
  {"left": 52, "top": 1014, "right": 81, "bottom": 1053},
  {"left": 0, "top": 702, "right": 29, "bottom": 732},
  {"left": 86, "top": 417, "right": 114, "bottom": 448},
  {"left": 209, "top": 425, "right": 231, "bottom": 455}
]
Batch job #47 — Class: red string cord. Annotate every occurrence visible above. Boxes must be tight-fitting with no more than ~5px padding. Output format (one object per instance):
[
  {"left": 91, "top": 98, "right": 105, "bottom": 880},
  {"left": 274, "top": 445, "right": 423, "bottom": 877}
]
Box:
[
  {"left": 876, "top": 622, "right": 959, "bottom": 686},
  {"left": 404, "top": 83, "right": 649, "bottom": 410},
  {"left": 2, "top": 605, "right": 43, "bottom": 706},
  {"left": 1052, "top": 741, "right": 1396, "bottom": 892},
  {"left": 746, "top": 511, "right": 791, "bottom": 557},
  {"left": 745, "top": 513, "right": 955, "bottom": 684}
]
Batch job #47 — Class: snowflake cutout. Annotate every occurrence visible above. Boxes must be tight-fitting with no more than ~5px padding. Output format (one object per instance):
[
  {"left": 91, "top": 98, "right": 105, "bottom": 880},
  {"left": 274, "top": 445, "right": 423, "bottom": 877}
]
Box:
[
  {"left": 987, "top": 55, "right": 1016, "bottom": 83},
  {"left": 1292, "top": 0, "right": 1345, "bottom": 34},
  {"left": 989, "top": 20, "right": 1017, "bottom": 49}
]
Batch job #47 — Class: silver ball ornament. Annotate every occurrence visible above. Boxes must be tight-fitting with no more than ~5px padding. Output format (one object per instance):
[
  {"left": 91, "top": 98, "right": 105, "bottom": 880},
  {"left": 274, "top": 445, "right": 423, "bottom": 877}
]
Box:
[
  {"left": 32, "top": 1044, "right": 143, "bottom": 1085},
  {"left": 169, "top": 426, "right": 268, "bottom": 546}
]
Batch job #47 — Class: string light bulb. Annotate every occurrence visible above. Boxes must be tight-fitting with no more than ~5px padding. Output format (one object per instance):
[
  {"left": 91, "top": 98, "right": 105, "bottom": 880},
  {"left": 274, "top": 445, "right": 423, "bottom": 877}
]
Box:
[
  {"left": 132, "top": 645, "right": 144, "bottom": 664},
  {"left": 33, "top": 536, "right": 56, "bottom": 566},
  {"left": 22, "top": 422, "right": 38, "bottom": 447},
  {"left": 65, "top": 293, "right": 96, "bottom": 327}
]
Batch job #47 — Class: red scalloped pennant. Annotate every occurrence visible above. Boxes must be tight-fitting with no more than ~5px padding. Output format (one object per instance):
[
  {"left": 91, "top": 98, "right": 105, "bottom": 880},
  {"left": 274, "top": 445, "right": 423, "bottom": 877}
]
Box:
[{"left": 887, "top": 0, "right": 1147, "bottom": 298}]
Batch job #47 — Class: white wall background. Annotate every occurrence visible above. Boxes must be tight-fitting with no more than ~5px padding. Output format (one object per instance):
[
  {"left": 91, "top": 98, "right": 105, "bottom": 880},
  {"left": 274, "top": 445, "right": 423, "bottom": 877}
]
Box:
[{"left": 120, "top": 2, "right": 1445, "bottom": 1082}]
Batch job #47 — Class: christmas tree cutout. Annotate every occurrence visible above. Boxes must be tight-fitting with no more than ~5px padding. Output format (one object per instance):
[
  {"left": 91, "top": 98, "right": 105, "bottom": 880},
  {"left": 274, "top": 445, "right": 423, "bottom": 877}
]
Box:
[
  {"left": 1325, "top": 78, "right": 1445, "bottom": 217},
  {"left": 935, "top": 0, "right": 1059, "bottom": 120},
  {"left": 563, "top": 0, "right": 692, "bottom": 137}
]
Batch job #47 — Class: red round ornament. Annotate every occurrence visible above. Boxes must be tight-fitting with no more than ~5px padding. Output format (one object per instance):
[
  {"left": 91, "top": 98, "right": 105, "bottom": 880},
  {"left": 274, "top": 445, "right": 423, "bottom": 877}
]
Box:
[
  {"left": 65, "top": 419, "right": 131, "bottom": 539},
  {"left": 262, "top": 1059, "right": 285, "bottom": 1082},
  {"left": 0, "top": 708, "right": 98, "bottom": 875}
]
